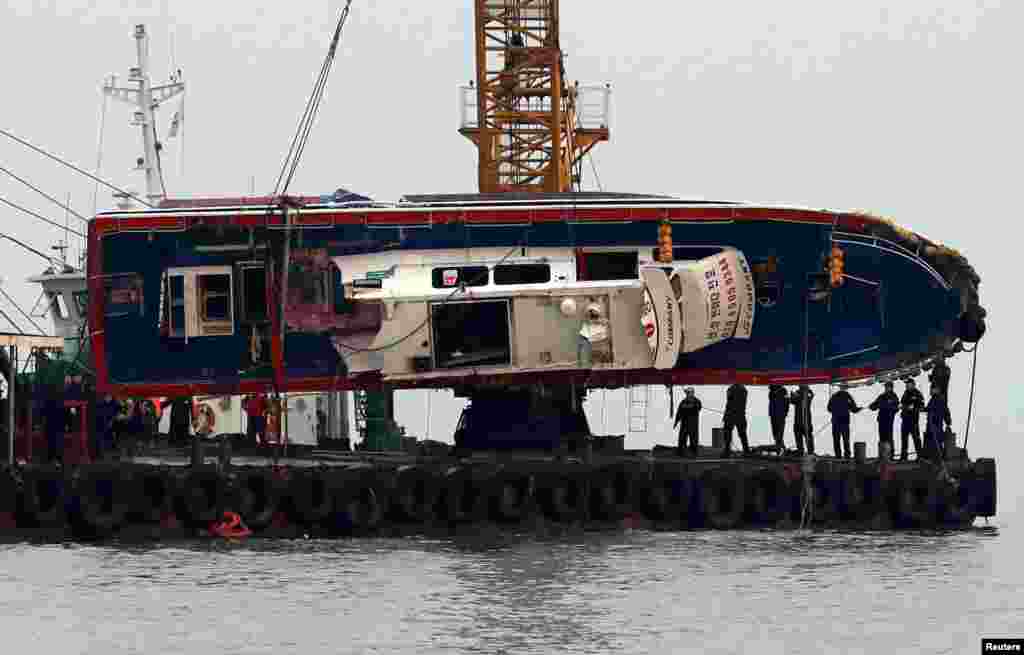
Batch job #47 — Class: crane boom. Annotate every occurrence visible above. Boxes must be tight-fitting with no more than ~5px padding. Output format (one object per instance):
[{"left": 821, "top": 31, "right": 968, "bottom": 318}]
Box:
[{"left": 459, "top": 0, "right": 610, "bottom": 193}]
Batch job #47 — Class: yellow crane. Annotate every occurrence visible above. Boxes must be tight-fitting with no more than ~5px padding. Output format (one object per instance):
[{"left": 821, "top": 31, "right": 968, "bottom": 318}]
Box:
[{"left": 459, "top": 0, "right": 610, "bottom": 193}]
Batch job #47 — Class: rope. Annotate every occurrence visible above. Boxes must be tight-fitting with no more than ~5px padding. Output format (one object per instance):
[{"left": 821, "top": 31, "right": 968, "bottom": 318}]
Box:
[
  {"left": 0, "top": 165, "right": 90, "bottom": 224},
  {"left": 272, "top": 0, "right": 354, "bottom": 197},
  {"left": 587, "top": 153, "right": 603, "bottom": 192},
  {"left": 0, "top": 286, "right": 47, "bottom": 336},
  {"left": 0, "top": 196, "right": 85, "bottom": 237},
  {"left": 0, "top": 127, "right": 155, "bottom": 208},
  {"left": 0, "top": 231, "right": 64, "bottom": 267},
  {"left": 962, "top": 343, "right": 979, "bottom": 453}
]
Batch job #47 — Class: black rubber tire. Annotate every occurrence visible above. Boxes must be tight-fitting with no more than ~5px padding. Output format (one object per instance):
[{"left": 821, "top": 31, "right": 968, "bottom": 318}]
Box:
[
  {"left": 588, "top": 469, "right": 631, "bottom": 521},
  {"left": 389, "top": 465, "right": 439, "bottom": 524},
  {"left": 437, "top": 466, "right": 488, "bottom": 524},
  {"left": 940, "top": 480, "right": 976, "bottom": 527},
  {"left": 810, "top": 474, "right": 842, "bottom": 524},
  {"left": 535, "top": 474, "right": 588, "bottom": 523},
  {"left": 335, "top": 466, "right": 382, "bottom": 532},
  {"left": 179, "top": 469, "right": 225, "bottom": 525},
  {"left": 23, "top": 468, "right": 66, "bottom": 529},
  {"left": 289, "top": 469, "right": 335, "bottom": 526},
  {"left": 74, "top": 469, "right": 131, "bottom": 533},
  {"left": 235, "top": 469, "right": 283, "bottom": 530},
  {"left": 892, "top": 474, "right": 941, "bottom": 528},
  {"left": 489, "top": 472, "right": 533, "bottom": 523},
  {"left": 644, "top": 476, "right": 692, "bottom": 524},
  {"left": 700, "top": 470, "right": 745, "bottom": 529},
  {"left": 0, "top": 467, "right": 19, "bottom": 516},
  {"left": 746, "top": 470, "right": 794, "bottom": 526},
  {"left": 129, "top": 467, "right": 176, "bottom": 524},
  {"left": 841, "top": 471, "right": 885, "bottom": 522}
]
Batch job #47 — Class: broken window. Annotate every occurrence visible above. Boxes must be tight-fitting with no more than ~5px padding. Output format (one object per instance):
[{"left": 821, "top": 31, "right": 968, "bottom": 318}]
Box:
[
  {"left": 493, "top": 264, "right": 551, "bottom": 285},
  {"left": 160, "top": 267, "right": 233, "bottom": 338},
  {"left": 103, "top": 273, "right": 144, "bottom": 317},
  {"left": 431, "top": 300, "right": 511, "bottom": 369},
  {"left": 199, "top": 274, "right": 231, "bottom": 322},
  {"left": 577, "top": 252, "right": 637, "bottom": 281},
  {"left": 167, "top": 274, "right": 186, "bottom": 337},
  {"left": 432, "top": 266, "right": 489, "bottom": 289},
  {"left": 238, "top": 264, "right": 267, "bottom": 323}
]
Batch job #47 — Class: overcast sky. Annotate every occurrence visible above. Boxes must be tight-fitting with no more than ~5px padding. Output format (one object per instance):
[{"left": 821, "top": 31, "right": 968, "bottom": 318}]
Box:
[{"left": 1, "top": 1, "right": 1020, "bottom": 514}]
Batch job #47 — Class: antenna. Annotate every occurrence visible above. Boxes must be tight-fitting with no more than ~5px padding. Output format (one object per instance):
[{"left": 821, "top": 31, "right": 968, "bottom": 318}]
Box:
[
  {"left": 103, "top": 24, "right": 184, "bottom": 205},
  {"left": 91, "top": 74, "right": 113, "bottom": 216}
]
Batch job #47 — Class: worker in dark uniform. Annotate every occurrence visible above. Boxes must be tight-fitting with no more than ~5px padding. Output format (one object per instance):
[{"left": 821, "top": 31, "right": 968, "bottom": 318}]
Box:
[
  {"left": 169, "top": 396, "right": 192, "bottom": 446},
  {"left": 929, "top": 355, "right": 951, "bottom": 399},
  {"left": 869, "top": 381, "right": 900, "bottom": 460},
  {"left": 925, "top": 386, "right": 952, "bottom": 460},
  {"left": 768, "top": 384, "right": 789, "bottom": 452},
  {"left": 827, "top": 386, "right": 861, "bottom": 459},
  {"left": 790, "top": 384, "right": 815, "bottom": 455},
  {"left": 673, "top": 387, "right": 701, "bottom": 457},
  {"left": 43, "top": 382, "right": 65, "bottom": 465},
  {"left": 899, "top": 379, "right": 926, "bottom": 460},
  {"left": 94, "top": 393, "right": 120, "bottom": 461},
  {"left": 721, "top": 383, "right": 749, "bottom": 458}
]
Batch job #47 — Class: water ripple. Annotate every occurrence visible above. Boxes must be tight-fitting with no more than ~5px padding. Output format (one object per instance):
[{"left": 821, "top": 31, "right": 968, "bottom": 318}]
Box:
[{"left": 0, "top": 526, "right": 1020, "bottom": 654}]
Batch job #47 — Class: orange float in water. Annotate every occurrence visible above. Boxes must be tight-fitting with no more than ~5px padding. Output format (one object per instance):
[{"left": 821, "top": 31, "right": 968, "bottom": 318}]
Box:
[{"left": 209, "top": 511, "right": 252, "bottom": 539}]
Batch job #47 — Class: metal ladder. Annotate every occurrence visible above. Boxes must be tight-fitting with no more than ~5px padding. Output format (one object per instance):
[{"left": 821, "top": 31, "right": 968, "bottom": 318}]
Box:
[{"left": 628, "top": 385, "right": 650, "bottom": 433}]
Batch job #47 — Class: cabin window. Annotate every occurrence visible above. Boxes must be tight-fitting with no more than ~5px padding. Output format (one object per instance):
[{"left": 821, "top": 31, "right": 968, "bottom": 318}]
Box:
[
  {"left": 198, "top": 272, "right": 232, "bottom": 331},
  {"left": 332, "top": 265, "right": 351, "bottom": 314},
  {"left": 238, "top": 264, "right": 267, "bottom": 323},
  {"left": 48, "top": 292, "right": 69, "bottom": 320},
  {"left": 103, "top": 273, "right": 143, "bottom": 317},
  {"left": 431, "top": 266, "right": 488, "bottom": 289},
  {"left": 493, "top": 263, "right": 551, "bottom": 285},
  {"left": 577, "top": 252, "right": 637, "bottom": 281},
  {"left": 431, "top": 300, "right": 511, "bottom": 369},
  {"left": 168, "top": 274, "right": 186, "bottom": 337},
  {"left": 72, "top": 291, "right": 87, "bottom": 319}
]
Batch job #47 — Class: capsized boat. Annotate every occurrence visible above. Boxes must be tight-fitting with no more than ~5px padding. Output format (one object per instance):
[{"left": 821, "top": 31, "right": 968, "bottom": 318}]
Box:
[{"left": 88, "top": 191, "right": 985, "bottom": 396}]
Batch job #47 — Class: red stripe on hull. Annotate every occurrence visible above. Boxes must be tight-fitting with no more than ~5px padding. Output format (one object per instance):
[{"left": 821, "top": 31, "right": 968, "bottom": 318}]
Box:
[{"left": 92, "top": 204, "right": 865, "bottom": 234}]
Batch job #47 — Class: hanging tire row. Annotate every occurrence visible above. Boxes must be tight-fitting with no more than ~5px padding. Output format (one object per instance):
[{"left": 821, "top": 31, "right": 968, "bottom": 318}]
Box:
[{"left": 0, "top": 458, "right": 995, "bottom": 538}]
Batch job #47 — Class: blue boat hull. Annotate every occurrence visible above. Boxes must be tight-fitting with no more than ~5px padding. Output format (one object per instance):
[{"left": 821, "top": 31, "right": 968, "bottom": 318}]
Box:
[{"left": 89, "top": 195, "right": 982, "bottom": 394}]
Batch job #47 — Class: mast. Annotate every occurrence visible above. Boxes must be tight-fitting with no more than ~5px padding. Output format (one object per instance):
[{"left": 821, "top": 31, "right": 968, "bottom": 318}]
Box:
[{"left": 103, "top": 24, "right": 184, "bottom": 205}]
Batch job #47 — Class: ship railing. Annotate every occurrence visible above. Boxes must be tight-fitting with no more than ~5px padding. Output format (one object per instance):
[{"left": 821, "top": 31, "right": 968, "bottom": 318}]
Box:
[{"left": 831, "top": 230, "right": 949, "bottom": 291}]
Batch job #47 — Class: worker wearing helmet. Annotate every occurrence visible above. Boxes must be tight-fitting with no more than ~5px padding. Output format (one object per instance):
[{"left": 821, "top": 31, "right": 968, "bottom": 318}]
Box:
[
  {"left": 673, "top": 387, "right": 701, "bottom": 457},
  {"left": 869, "top": 381, "right": 900, "bottom": 460}
]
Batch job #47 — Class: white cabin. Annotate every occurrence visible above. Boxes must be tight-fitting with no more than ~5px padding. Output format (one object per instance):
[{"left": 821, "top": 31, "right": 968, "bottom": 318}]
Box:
[{"left": 328, "top": 246, "right": 755, "bottom": 382}]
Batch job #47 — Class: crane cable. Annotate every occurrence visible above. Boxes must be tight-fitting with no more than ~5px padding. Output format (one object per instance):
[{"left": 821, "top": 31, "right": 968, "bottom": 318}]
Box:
[
  {"left": 961, "top": 343, "right": 979, "bottom": 454},
  {"left": 0, "top": 195, "right": 85, "bottom": 238},
  {"left": 0, "top": 127, "right": 155, "bottom": 208},
  {"left": 0, "top": 286, "right": 47, "bottom": 336},
  {"left": 0, "top": 165, "right": 90, "bottom": 224},
  {"left": 0, "top": 230, "right": 65, "bottom": 267},
  {"left": 272, "top": 0, "right": 354, "bottom": 197}
]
